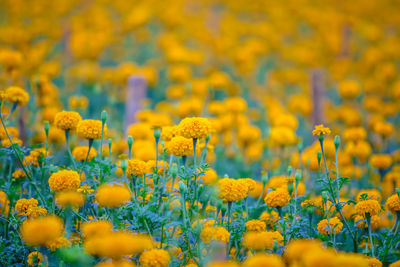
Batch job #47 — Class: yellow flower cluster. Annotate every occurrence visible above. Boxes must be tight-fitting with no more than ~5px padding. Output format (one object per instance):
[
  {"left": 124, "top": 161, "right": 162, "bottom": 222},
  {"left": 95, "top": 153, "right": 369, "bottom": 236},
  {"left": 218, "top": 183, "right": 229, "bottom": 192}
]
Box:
[
  {"left": 178, "top": 117, "right": 212, "bottom": 139},
  {"left": 15, "top": 198, "right": 38, "bottom": 216},
  {"left": 95, "top": 184, "right": 131, "bottom": 208},
  {"left": 385, "top": 194, "right": 400, "bottom": 214},
  {"left": 84, "top": 231, "right": 153, "bottom": 258},
  {"left": 27, "top": 252, "right": 43, "bottom": 267},
  {"left": 55, "top": 191, "right": 85, "bottom": 209},
  {"left": 264, "top": 189, "right": 291, "bottom": 208},
  {"left": 126, "top": 159, "right": 147, "bottom": 177},
  {"left": 355, "top": 199, "right": 381, "bottom": 217},
  {"left": 81, "top": 220, "right": 113, "bottom": 238},
  {"left": 245, "top": 219, "right": 266, "bottom": 232},
  {"left": 139, "top": 249, "right": 171, "bottom": 267},
  {"left": 77, "top": 119, "right": 107, "bottom": 140},
  {"left": 72, "top": 146, "right": 97, "bottom": 161},
  {"left": 166, "top": 136, "right": 193, "bottom": 157},
  {"left": 4, "top": 86, "right": 29, "bottom": 106},
  {"left": 242, "top": 231, "right": 283, "bottom": 250},
  {"left": 20, "top": 215, "right": 64, "bottom": 246},
  {"left": 217, "top": 178, "right": 249, "bottom": 202},
  {"left": 317, "top": 217, "right": 343, "bottom": 235},
  {"left": 46, "top": 236, "right": 71, "bottom": 251},
  {"left": 48, "top": 170, "right": 81, "bottom": 192},
  {"left": 312, "top": 124, "right": 331, "bottom": 136},
  {"left": 200, "top": 226, "right": 230, "bottom": 244},
  {"left": 54, "top": 110, "right": 82, "bottom": 131}
]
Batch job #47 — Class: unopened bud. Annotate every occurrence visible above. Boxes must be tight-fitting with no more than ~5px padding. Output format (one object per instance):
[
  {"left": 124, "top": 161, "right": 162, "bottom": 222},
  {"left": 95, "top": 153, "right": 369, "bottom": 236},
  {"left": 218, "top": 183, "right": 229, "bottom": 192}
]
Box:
[
  {"left": 262, "top": 172, "right": 269, "bottom": 185},
  {"left": 101, "top": 110, "right": 107, "bottom": 123},
  {"left": 44, "top": 121, "right": 50, "bottom": 134},
  {"left": 334, "top": 135, "right": 341, "bottom": 150},
  {"left": 127, "top": 136, "right": 133, "bottom": 146},
  {"left": 154, "top": 128, "right": 161, "bottom": 141},
  {"left": 178, "top": 181, "right": 187, "bottom": 194},
  {"left": 295, "top": 170, "right": 302, "bottom": 184},
  {"left": 120, "top": 160, "right": 127, "bottom": 171},
  {"left": 171, "top": 163, "right": 178, "bottom": 178},
  {"left": 288, "top": 166, "right": 292, "bottom": 177}
]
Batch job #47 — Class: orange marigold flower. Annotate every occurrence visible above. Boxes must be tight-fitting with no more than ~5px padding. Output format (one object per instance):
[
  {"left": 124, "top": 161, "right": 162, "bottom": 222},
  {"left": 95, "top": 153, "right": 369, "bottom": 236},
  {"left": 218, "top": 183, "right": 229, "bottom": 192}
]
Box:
[
  {"left": 385, "top": 194, "right": 400, "bottom": 214},
  {"left": 15, "top": 198, "right": 38, "bottom": 216},
  {"left": 218, "top": 178, "right": 248, "bottom": 202},
  {"left": 312, "top": 124, "right": 331, "bottom": 136},
  {"left": 355, "top": 200, "right": 381, "bottom": 217},
  {"left": 48, "top": 170, "right": 81, "bottom": 192},
  {"left": 264, "top": 189, "right": 291, "bottom": 208},
  {"left": 317, "top": 217, "right": 343, "bottom": 235},
  {"left": 20, "top": 215, "right": 64, "bottom": 246},
  {"left": 5, "top": 86, "right": 29, "bottom": 106},
  {"left": 166, "top": 136, "right": 193, "bottom": 157},
  {"left": 77, "top": 119, "right": 107, "bottom": 140},
  {"left": 178, "top": 117, "right": 212, "bottom": 139},
  {"left": 54, "top": 110, "right": 82, "bottom": 131},
  {"left": 126, "top": 159, "right": 147, "bottom": 177},
  {"left": 139, "top": 249, "right": 171, "bottom": 267},
  {"left": 95, "top": 184, "right": 131, "bottom": 208},
  {"left": 72, "top": 146, "right": 97, "bottom": 161}
]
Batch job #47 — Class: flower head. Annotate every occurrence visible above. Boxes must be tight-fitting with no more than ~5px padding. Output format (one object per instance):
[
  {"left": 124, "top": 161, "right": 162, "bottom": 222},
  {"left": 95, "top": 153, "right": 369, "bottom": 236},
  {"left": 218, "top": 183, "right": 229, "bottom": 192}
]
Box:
[
  {"left": 95, "top": 184, "right": 131, "bottom": 208},
  {"left": 242, "top": 231, "right": 283, "bottom": 250},
  {"left": 264, "top": 189, "right": 291, "bottom": 208},
  {"left": 139, "top": 249, "right": 171, "bottom": 267},
  {"left": 126, "top": 159, "right": 147, "bottom": 177},
  {"left": 385, "top": 194, "right": 400, "bottom": 214},
  {"left": 218, "top": 178, "right": 248, "bottom": 202},
  {"left": 48, "top": 170, "right": 81, "bottom": 192},
  {"left": 200, "top": 226, "right": 230, "bottom": 244},
  {"left": 15, "top": 198, "right": 38, "bottom": 216},
  {"left": 317, "top": 217, "right": 343, "bottom": 235},
  {"left": 54, "top": 111, "right": 82, "bottom": 131},
  {"left": 72, "top": 146, "right": 97, "bottom": 161},
  {"left": 178, "top": 117, "right": 212, "bottom": 139},
  {"left": 55, "top": 191, "right": 85, "bottom": 209},
  {"left": 27, "top": 251, "right": 43, "bottom": 266},
  {"left": 5, "top": 86, "right": 29, "bottom": 106},
  {"left": 20, "top": 215, "right": 64, "bottom": 246},
  {"left": 245, "top": 219, "right": 266, "bottom": 232},
  {"left": 312, "top": 124, "right": 331, "bottom": 136},
  {"left": 77, "top": 119, "right": 107, "bottom": 140},
  {"left": 243, "top": 253, "right": 284, "bottom": 267},
  {"left": 166, "top": 136, "right": 193, "bottom": 157},
  {"left": 355, "top": 199, "right": 381, "bottom": 217},
  {"left": 81, "top": 220, "right": 113, "bottom": 238}
]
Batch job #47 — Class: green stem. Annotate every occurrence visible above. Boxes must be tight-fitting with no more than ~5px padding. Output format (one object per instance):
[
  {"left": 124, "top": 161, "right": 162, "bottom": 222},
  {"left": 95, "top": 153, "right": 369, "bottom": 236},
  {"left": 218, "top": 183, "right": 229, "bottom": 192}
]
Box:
[
  {"left": 367, "top": 214, "right": 374, "bottom": 257},
  {"left": 65, "top": 130, "right": 77, "bottom": 170}
]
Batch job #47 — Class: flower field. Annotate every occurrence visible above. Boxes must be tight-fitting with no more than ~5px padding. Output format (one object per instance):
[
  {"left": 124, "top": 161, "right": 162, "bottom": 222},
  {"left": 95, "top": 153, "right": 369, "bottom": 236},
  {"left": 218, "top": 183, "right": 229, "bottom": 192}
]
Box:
[{"left": 1, "top": 0, "right": 400, "bottom": 266}]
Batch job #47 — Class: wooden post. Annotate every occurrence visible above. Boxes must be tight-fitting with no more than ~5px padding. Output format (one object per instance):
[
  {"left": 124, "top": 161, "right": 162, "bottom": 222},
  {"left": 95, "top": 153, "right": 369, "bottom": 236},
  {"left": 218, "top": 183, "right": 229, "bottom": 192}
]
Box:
[{"left": 125, "top": 75, "right": 147, "bottom": 132}]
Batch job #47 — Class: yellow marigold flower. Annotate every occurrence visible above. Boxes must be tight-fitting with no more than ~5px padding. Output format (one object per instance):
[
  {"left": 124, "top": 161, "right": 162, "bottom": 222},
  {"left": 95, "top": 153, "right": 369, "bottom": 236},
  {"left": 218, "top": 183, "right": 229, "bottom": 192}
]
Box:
[
  {"left": 343, "top": 127, "right": 367, "bottom": 142},
  {"left": 15, "top": 198, "right": 38, "bottom": 216},
  {"left": 146, "top": 160, "right": 169, "bottom": 175},
  {"left": 126, "top": 159, "right": 147, "bottom": 177},
  {"left": 245, "top": 219, "right": 266, "bottom": 232},
  {"left": 27, "top": 251, "right": 43, "bottom": 266},
  {"left": 95, "top": 259, "right": 136, "bottom": 267},
  {"left": 77, "top": 185, "right": 94, "bottom": 194},
  {"left": 284, "top": 239, "right": 324, "bottom": 264},
  {"left": 368, "top": 257, "right": 383, "bottom": 267},
  {"left": 217, "top": 178, "right": 248, "bottom": 202},
  {"left": 178, "top": 117, "right": 212, "bottom": 139},
  {"left": 20, "top": 215, "right": 64, "bottom": 246},
  {"left": 201, "top": 168, "right": 218, "bottom": 184},
  {"left": 77, "top": 119, "right": 107, "bottom": 140},
  {"left": 54, "top": 110, "right": 82, "bottom": 131},
  {"left": 5, "top": 86, "right": 29, "bottom": 106},
  {"left": 55, "top": 191, "right": 85, "bottom": 209},
  {"left": 0, "top": 190, "right": 9, "bottom": 216},
  {"left": 356, "top": 189, "right": 381, "bottom": 202},
  {"left": 161, "top": 125, "right": 178, "bottom": 142},
  {"left": 48, "top": 170, "right": 81, "bottom": 192},
  {"left": 46, "top": 236, "right": 71, "bottom": 251},
  {"left": 259, "top": 210, "right": 280, "bottom": 227},
  {"left": 12, "top": 169, "right": 26, "bottom": 179},
  {"left": 239, "top": 178, "right": 257, "bottom": 192},
  {"left": 166, "top": 136, "right": 193, "bottom": 157},
  {"left": 139, "top": 249, "right": 171, "bottom": 267},
  {"left": 95, "top": 183, "right": 131, "bottom": 208},
  {"left": 0, "top": 126, "right": 19, "bottom": 140},
  {"left": 312, "top": 124, "right": 331, "bottom": 136},
  {"left": 370, "top": 154, "right": 392, "bottom": 170},
  {"left": 127, "top": 122, "right": 153, "bottom": 140},
  {"left": 26, "top": 206, "right": 47, "bottom": 218},
  {"left": 72, "top": 146, "right": 97, "bottom": 161},
  {"left": 302, "top": 248, "right": 336, "bottom": 266},
  {"left": 334, "top": 252, "right": 369, "bottom": 267},
  {"left": 84, "top": 231, "right": 153, "bottom": 258},
  {"left": 354, "top": 215, "right": 380, "bottom": 230},
  {"left": 264, "top": 189, "right": 291, "bottom": 208},
  {"left": 242, "top": 231, "right": 283, "bottom": 250},
  {"left": 243, "top": 253, "right": 284, "bottom": 267},
  {"left": 81, "top": 220, "right": 113, "bottom": 238},
  {"left": 385, "top": 194, "right": 400, "bottom": 214},
  {"left": 2, "top": 137, "right": 22, "bottom": 147},
  {"left": 317, "top": 217, "right": 343, "bottom": 235},
  {"left": 338, "top": 80, "right": 361, "bottom": 99},
  {"left": 200, "top": 226, "right": 230, "bottom": 244},
  {"left": 225, "top": 97, "right": 247, "bottom": 113},
  {"left": 355, "top": 200, "right": 381, "bottom": 217},
  {"left": 269, "top": 126, "right": 297, "bottom": 147}
]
